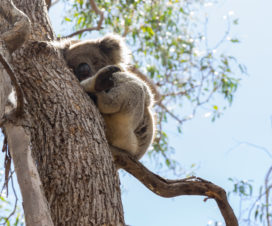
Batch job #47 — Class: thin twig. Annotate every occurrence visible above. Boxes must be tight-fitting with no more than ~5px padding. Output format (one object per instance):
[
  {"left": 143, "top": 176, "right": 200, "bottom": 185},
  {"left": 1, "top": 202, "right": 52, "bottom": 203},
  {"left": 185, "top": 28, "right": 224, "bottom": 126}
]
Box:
[
  {"left": 51, "top": 0, "right": 60, "bottom": 7},
  {"left": 265, "top": 166, "right": 272, "bottom": 226},
  {"left": 0, "top": 172, "right": 19, "bottom": 226},
  {"left": 158, "top": 102, "right": 183, "bottom": 124},
  {"left": 65, "top": 0, "right": 104, "bottom": 38}
]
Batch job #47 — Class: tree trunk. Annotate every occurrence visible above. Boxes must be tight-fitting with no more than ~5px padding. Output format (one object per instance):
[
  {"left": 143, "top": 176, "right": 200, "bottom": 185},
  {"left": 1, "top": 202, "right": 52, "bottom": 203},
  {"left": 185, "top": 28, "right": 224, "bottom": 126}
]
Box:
[{"left": 5, "top": 0, "right": 125, "bottom": 225}]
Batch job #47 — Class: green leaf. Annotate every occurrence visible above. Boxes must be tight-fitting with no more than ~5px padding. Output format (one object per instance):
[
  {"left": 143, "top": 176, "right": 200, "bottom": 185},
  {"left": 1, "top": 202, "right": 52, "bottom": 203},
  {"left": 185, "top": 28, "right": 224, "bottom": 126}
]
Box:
[
  {"left": 64, "top": 17, "right": 72, "bottom": 22},
  {"left": 233, "top": 19, "right": 239, "bottom": 25},
  {"left": 230, "top": 38, "right": 240, "bottom": 43},
  {"left": 213, "top": 105, "right": 218, "bottom": 110}
]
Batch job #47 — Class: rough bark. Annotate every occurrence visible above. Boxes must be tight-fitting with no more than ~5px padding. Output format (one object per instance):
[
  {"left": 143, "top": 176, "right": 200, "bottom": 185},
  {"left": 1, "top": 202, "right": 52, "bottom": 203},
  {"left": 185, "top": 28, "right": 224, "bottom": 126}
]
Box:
[
  {"left": 1, "top": 0, "right": 125, "bottom": 225},
  {"left": 0, "top": 1, "right": 53, "bottom": 225},
  {"left": 0, "top": 42, "right": 12, "bottom": 119}
]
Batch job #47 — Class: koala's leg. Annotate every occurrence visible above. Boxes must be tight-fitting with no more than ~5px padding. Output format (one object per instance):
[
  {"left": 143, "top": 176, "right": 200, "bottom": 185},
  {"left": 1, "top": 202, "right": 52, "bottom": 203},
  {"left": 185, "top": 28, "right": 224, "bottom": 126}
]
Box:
[{"left": 104, "top": 113, "right": 139, "bottom": 155}]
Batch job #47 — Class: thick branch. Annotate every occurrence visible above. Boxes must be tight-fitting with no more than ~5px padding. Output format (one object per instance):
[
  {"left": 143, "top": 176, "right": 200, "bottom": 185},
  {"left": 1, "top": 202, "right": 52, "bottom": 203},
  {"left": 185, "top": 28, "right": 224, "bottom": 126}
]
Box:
[
  {"left": 112, "top": 147, "right": 238, "bottom": 226},
  {"left": 65, "top": 0, "right": 104, "bottom": 38},
  {"left": 0, "top": 1, "right": 53, "bottom": 225},
  {"left": 0, "top": 0, "right": 30, "bottom": 53},
  {"left": 0, "top": 53, "right": 24, "bottom": 122},
  {"left": 4, "top": 124, "right": 54, "bottom": 226},
  {"left": 46, "top": 0, "right": 60, "bottom": 10},
  {"left": 0, "top": 42, "right": 12, "bottom": 120}
]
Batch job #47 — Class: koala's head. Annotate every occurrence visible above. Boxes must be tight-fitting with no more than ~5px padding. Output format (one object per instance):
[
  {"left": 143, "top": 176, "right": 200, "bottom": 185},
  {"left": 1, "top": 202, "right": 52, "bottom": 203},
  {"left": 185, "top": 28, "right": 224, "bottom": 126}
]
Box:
[{"left": 64, "top": 34, "right": 129, "bottom": 81}]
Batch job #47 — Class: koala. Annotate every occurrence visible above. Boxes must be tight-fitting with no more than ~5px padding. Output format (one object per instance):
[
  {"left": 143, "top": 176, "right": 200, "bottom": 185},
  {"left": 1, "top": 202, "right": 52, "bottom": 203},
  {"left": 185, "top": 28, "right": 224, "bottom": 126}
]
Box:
[{"left": 63, "top": 35, "right": 156, "bottom": 161}]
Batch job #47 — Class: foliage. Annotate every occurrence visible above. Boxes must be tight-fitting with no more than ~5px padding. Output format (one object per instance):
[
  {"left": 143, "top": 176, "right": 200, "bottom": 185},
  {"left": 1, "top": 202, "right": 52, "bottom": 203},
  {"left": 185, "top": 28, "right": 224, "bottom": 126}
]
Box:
[
  {"left": 60, "top": 0, "right": 246, "bottom": 168},
  {"left": 0, "top": 168, "right": 24, "bottom": 226},
  {"left": 228, "top": 169, "right": 272, "bottom": 225},
  {"left": 0, "top": 195, "right": 24, "bottom": 226}
]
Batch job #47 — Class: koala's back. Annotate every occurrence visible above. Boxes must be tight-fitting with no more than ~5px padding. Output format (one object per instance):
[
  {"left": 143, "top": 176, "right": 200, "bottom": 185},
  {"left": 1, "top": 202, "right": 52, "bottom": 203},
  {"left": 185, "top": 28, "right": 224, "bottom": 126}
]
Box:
[
  {"left": 99, "top": 71, "right": 155, "bottom": 159},
  {"left": 134, "top": 107, "right": 154, "bottom": 159}
]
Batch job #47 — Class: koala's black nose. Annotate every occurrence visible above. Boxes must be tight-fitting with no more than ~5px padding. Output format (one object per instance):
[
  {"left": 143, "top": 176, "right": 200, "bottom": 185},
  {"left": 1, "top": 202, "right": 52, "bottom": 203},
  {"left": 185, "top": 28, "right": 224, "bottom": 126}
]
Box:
[{"left": 74, "top": 63, "right": 92, "bottom": 81}]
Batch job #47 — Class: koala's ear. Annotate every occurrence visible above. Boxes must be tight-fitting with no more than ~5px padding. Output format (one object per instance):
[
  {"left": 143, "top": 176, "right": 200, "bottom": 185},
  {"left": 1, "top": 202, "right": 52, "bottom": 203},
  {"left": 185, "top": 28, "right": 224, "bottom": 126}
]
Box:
[{"left": 98, "top": 34, "right": 130, "bottom": 64}]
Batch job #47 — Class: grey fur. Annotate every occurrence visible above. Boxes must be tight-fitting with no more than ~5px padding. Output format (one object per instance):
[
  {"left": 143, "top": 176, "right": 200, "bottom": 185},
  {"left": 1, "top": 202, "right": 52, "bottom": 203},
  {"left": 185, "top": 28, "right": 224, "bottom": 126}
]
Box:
[{"left": 64, "top": 34, "right": 156, "bottom": 160}]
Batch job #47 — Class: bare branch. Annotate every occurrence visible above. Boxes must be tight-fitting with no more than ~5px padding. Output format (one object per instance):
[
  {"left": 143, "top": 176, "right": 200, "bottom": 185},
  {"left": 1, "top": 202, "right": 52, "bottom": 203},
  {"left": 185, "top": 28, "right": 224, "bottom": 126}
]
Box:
[
  {"left": 65, "top": 0, "right": 104, "bottom": 38},
  {"left": 51, "top": 0, "right": 60, "bottom": 8},
  {"left": 0, "top": 172, "right": 18, "bottom": 226},
  {"left": 265, "top": 166, "right": 272, "bottom": 226},
  {"left": 112, "top": 147, "right": 238, "bottom": 226},
  {"left": 158, "top": 102, "right": 184, "bottom": 124},
  {"left": 0, "top": 0, "right": 29, "bottom": 125},
  {"left": 65, "top": 26, "right": 103, "bottom": 38},
  {"left": 45, "top": 0, "right": 51, "bottom": 9},
  {"left": 4, "top": 125, "right": 54, "bottom": 226},
  {"left": 0, "top": 2, "right": 53, "bottom": 225},
  {"left": 0, "top": 53, "right": 24, "bottom": 125},
  {"left": 0, "top": 0, "right": 30, "bottom": 53}
]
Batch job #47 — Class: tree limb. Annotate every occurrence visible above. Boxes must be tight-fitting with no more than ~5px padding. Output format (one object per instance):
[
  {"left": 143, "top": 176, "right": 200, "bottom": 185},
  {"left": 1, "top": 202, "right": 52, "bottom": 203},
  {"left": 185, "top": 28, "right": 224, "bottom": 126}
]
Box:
[
  {"left": 0, "top": 53, "right": 24, "bottom": 124},
  {"left": 4, "top": 124, "right": 54, "bottom": 226},
  {"left": 46, "top": 0, "right": 61, "bottom": 10},
  {"left": 0, "top": 0, "right": 30, "bottom": 53},
  {"left": 112, "top": 147, "right": 238, "bottom": 226},
  {"left": 65, "top": 0, "right": 104, "bottom": 38},
  {"left": 0, "top": 1, "right": 53, "bottom": 225}
]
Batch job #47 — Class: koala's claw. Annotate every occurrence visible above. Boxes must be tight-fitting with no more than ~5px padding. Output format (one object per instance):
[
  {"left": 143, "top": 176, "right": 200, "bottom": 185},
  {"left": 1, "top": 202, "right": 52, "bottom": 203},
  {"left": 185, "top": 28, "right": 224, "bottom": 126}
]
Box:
[{"left": 95, "top": 65, "right": 121, "bottom": 92}]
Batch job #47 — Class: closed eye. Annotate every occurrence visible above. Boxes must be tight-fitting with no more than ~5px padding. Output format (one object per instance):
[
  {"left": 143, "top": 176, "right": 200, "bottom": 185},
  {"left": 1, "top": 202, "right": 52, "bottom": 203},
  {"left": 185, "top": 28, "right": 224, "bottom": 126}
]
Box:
[{"left": 74, "top": 63, "right": 92, "bottom": 81}]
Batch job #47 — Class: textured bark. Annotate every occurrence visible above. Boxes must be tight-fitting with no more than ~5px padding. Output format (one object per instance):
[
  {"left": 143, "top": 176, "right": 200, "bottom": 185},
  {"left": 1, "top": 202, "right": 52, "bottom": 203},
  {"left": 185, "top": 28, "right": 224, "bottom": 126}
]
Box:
[
  {"left": 0, "top": 42, "right": 11, "bottom": 119},
  {"left": 3, "top": 0, "right": 124, "bottom": 225},
  {"left": 0, "top": 2, "right": 53, "bottom": 224}
]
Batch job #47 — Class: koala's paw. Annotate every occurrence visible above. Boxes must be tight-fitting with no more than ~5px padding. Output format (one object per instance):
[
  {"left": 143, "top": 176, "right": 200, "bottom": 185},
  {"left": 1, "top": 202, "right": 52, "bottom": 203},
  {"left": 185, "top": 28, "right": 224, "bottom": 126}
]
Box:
[{"left": 95, "top": 65, "right": 121, "bottom": 92}]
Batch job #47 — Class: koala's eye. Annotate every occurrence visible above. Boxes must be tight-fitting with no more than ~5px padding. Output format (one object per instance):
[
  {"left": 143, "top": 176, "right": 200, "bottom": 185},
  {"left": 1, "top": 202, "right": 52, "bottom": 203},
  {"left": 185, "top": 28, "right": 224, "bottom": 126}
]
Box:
[{"left": 74, "top": 63, "right": 92, "bottom": 81}]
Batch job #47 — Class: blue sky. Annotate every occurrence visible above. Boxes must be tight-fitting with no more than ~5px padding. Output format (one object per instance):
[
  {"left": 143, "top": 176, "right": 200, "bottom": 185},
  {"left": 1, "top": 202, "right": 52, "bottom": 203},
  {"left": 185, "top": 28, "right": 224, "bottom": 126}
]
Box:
[
  {"left": 49, "top": 0, "right": 272, "bottom": 225},
  {"left": 118, "top": 1, "right": 272, "bottom": 225},
  {"left": 1, "top": 0, "right": 270, "bottom": 225}
]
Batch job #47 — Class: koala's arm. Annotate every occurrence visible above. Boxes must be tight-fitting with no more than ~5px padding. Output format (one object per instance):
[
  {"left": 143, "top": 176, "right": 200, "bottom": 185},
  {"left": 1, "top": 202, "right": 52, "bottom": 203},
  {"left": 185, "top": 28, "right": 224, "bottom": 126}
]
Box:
[{"left": 80, "top": 65, "right": 148, "bottom": 115}]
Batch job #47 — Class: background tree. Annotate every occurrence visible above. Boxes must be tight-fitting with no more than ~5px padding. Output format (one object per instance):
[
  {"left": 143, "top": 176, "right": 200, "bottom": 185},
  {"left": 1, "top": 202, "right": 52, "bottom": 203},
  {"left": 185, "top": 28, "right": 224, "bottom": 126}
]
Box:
[
  {"left": 0, "top": 0, "right": 246, "bottom": 225},
  {"left": 61, "top": 0, "right": 245, "bottom": 168}
]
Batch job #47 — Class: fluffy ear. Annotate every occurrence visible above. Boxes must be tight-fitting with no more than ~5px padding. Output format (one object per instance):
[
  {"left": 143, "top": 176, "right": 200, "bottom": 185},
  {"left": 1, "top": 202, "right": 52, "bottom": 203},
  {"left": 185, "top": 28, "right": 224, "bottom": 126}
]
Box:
[{"left": 98, "top": 34, "right": 130, "bottom": 64}]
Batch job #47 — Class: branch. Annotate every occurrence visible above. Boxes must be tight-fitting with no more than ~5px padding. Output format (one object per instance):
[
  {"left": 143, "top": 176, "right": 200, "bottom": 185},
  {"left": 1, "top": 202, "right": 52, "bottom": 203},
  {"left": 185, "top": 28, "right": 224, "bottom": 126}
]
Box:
[
  {"left": 0, "top": 2, "right": 53, "bottom": 225},
  {"left": 158, "top": 102, "right": 184, "bottom": 124},
  {"left": 112, "top": 147, "right": 238, "bottom": 226},
  {"left": 65, "top": 0, "right": 104, "bottom": 38},
  {"left": 0, "top": 53, "right": 24, "bottom": 125},
  {"left": 4, "top": 125, "right": 54, "bottom": 226},
  {"left": 0, "top": 0, "right": 30, "bottom": 124},
  {"left": 0, "top": 0, "right": 30, "bottom": 53},
  {"left": 45, "top": 0, "right": 51, "bottom": 9}
]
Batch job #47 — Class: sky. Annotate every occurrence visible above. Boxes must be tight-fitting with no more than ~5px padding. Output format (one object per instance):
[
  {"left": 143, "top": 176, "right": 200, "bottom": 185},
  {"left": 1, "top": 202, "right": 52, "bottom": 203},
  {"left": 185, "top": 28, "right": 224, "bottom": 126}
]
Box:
[
  {"left": 2, "top": 0, "right": 271, "bottom": 225},
  {"left": 117, "top": 1, "right": 272, "bottom": 225}
]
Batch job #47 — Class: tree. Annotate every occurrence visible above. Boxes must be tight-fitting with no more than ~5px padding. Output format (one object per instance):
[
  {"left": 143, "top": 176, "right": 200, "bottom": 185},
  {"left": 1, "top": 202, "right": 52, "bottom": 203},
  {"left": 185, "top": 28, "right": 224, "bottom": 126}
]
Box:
[{"left": 0, "top": 0, "right": 240, "bottom": 225}]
